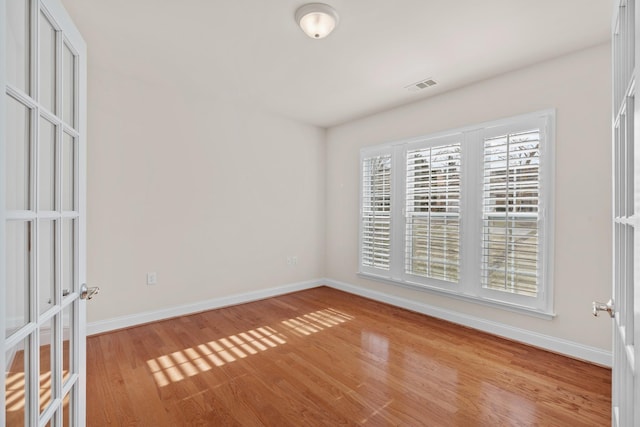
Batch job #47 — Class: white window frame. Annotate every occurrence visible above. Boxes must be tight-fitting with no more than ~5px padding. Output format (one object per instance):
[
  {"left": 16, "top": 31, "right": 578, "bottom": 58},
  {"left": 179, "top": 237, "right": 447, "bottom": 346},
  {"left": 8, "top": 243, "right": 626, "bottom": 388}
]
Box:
[
  {"left": 359, "top": 146, "right": 395, "bottom": 278},
  {"left": 400, "top": 133, "right": 465, "bottom": 291},
  {"left": 358, "top": 109, "right": 555, "bottom": 318}
]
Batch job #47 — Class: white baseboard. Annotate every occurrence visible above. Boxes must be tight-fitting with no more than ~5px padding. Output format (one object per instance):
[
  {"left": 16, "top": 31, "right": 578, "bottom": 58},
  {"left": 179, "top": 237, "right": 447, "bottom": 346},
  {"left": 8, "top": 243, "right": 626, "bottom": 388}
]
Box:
[
  {"left": 86, "top": 277, "right": 612, "bottom": 367},
  {"left": 323, "top": 278, "right": 613, "bottom": 367},
  {"left": 86, "top": 279, "right": 322, "bottom": 336}
]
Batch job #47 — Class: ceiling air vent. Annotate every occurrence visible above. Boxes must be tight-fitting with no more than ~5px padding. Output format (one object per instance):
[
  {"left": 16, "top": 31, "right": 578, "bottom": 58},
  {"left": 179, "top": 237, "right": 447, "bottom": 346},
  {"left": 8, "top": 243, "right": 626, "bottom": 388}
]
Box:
[{"left": 405, "top": 78, "right": 437, "bottom": 92}]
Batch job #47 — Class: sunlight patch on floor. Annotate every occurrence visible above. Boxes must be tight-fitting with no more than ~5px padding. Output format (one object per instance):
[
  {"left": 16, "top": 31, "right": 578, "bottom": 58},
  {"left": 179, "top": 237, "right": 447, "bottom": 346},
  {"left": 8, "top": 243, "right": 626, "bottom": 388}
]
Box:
[
  {"left": 146, "top": 308, "right": 354, "bottom": 387},
  {"left": 5, "top": 368, "right": 69, "bottom": 415},
  {"left": 282, "top": 308, "right": 354, "bottom": 336},
  {"left": 5, "top": 371, "right": 25, "bottom": 411}
]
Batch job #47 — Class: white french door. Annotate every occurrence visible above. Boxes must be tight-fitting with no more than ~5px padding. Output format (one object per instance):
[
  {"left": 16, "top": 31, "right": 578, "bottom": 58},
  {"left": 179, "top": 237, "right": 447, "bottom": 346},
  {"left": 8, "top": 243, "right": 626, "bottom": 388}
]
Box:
[
  {"left": 2, "top": 0, "right": 87, "bottom": 425},
  {"left": 610, "top": 0, "right": 640, "bottom": 425}
]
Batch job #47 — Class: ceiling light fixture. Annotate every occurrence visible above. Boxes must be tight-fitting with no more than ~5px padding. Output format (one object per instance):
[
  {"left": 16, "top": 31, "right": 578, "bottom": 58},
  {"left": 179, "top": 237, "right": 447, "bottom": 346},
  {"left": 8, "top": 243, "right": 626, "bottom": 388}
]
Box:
[{"left": 295, "top": 3, "right": 339, "bottom": 39}]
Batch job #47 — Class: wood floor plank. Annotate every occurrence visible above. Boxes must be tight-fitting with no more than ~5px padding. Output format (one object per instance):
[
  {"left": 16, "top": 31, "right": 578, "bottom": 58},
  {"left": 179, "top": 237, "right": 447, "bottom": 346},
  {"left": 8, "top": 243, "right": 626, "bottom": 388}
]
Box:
[{"left": 86, "top": 287, "right": 611, "bottom": 426}]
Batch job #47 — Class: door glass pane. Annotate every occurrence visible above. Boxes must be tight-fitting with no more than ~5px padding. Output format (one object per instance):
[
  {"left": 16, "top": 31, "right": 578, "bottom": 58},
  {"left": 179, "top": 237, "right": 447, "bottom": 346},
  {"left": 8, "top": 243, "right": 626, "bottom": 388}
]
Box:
[
  {"left": 6, "top": 0, "right": 31, "bottom": 93},
  {"left": 62, "top": 219, "right": 74, "bottom": 297},
  {"left": 63, "top": 388, "right": 73, "bottom": 427},
  {"left": 62, "top": 133, "right": 75, "bottom": 211},
  {"left": 6, "top": 95, "right": 31, "bottom": 210},
  {"left": 6, "top": 221, "right": 31, "bottom": 338},
  {"left": 5, "top": 336, "right": 30, "bottom": 426},
  {"left": 62, "top": 303, "right": 73, "bottom": 386},
  {"left": 39, "top": 117, "right": 56, "bottom": 211},
  {"left": 39, "top": 220, "right": 56, "bottom": 314},
  {"left": 63, "top": 43, "right": 75, "bottom": 127},
  {"left": 39, "top": 11, "right": 56, "bottom": 113},
  {"left": 39, "top": 318, "right": 54, "bottom": 414}
]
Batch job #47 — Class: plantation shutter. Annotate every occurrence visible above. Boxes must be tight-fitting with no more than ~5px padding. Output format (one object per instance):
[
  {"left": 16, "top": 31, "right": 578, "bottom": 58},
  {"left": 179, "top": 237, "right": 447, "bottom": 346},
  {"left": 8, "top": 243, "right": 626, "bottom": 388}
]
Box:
[
  {"left": 405, "top": 143, "right": 461, "bottom": 282},
  {"left": 482, "top": 129, "right": 541, "bottom": 296},
  {"left": 361, "top": 154, "right": 392, "bottom": 270}
]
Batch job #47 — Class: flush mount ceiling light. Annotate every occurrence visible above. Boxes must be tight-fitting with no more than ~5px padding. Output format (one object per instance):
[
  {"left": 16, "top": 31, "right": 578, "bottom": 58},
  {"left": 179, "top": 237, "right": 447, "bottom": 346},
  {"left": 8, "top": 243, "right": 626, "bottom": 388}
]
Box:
[{"left": 295, "top": 3, "right": 339, "bottom": 39}]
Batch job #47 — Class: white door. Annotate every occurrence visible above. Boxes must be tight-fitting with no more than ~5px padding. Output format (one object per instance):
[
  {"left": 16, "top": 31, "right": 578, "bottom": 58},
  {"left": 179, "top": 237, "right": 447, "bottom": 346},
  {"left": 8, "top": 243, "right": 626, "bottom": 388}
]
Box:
[
  {"left": 608, "top": 0, "right": 640, "bottom": 425},
  {"left": 2, "top": 0, "right": 88, "bottom": 425}
]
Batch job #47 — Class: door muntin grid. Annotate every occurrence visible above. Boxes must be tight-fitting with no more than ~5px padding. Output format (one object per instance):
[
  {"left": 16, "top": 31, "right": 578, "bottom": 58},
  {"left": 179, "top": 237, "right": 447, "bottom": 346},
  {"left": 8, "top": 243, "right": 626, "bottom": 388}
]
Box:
[{"left": 5, "top": 1, "right": 82, "bottom": 425}]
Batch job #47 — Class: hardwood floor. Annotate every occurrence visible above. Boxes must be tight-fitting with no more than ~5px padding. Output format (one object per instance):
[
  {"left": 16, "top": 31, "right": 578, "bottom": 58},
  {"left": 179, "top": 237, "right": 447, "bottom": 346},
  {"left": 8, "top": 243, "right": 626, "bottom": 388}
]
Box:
[{"left": 87, "top": 287, "right": 611, "bottom": 426}]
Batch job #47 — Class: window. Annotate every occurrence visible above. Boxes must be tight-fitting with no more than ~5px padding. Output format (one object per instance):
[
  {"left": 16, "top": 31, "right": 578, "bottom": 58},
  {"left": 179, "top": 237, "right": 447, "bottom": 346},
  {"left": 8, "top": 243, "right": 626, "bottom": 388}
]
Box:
[
  {"left": 405, "top": 143, "right": 461, "bottom": 282},
  {"left": 361, "top": 154, "right": 392, "bottom": 270},
  {"left": 359, "top": 110, "right": 555, "bottom": 316},
  {"left": 482, "top": 129, "right": 540, "bottom": 296}
]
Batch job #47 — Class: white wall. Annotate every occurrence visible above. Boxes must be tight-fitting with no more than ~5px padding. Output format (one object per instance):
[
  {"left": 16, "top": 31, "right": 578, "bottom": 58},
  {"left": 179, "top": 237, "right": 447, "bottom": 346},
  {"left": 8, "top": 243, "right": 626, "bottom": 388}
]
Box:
[
  {"left": 85, "top": 50, "right": 326, "bottom": 323},
  {"left": 325, "top": 43, "right": 613, "bottom": 352},
  {"left": 76, "top": 0, "right": 612, "bottom": 359}
]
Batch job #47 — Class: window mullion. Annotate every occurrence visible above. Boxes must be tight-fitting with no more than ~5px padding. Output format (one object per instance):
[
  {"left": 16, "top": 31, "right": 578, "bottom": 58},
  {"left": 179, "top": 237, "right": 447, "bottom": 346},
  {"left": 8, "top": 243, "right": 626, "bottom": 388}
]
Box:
[
  {"left": 427, "top": 147, "right": 432, "bottom": 277},
  {"left": 390, "top": 144, "right": 406, "bottom": 280},
  {"left": 460, "top": 129, "right": 482, "bottom": 296}
]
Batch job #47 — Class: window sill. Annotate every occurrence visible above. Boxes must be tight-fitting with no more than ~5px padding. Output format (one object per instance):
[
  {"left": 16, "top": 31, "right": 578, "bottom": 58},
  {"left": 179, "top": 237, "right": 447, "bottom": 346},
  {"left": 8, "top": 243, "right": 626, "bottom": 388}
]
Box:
[{"left": 357, "top": 272, "right": 556, "bottom": 320}]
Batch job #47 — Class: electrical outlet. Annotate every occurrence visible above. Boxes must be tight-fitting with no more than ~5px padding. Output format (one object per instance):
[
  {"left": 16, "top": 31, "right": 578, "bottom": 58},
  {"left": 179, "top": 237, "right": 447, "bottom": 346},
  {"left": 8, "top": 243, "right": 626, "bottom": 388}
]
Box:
[
  {"left": 147, "top": 272, "right": 157, "bottom": 285},
  {"left": 292, "top": 256, "right": 298, "bottom": 265}
]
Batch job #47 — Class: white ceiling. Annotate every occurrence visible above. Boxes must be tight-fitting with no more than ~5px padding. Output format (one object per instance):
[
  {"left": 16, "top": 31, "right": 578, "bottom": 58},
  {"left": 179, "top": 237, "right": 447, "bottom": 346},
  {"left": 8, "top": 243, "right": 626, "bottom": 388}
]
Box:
[{"left": 61, "top": 0, "right": 612, "bottom": 128}]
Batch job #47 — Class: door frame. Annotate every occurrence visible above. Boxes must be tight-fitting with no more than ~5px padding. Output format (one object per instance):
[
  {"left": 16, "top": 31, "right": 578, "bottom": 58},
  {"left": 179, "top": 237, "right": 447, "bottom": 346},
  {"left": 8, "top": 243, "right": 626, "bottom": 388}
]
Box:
[{"left": 1, "top": 1, "right": 8, "bottom": 426}]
